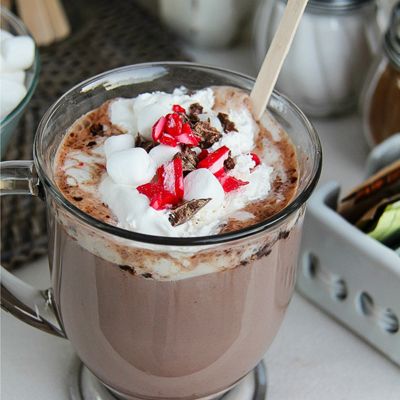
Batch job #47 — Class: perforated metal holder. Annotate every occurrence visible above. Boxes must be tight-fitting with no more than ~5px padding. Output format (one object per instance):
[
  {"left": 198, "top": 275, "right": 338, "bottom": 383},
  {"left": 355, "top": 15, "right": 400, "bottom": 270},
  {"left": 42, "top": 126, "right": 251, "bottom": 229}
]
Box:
[{"left": 297, "top": 135, "right": 400, "bottom": 366}]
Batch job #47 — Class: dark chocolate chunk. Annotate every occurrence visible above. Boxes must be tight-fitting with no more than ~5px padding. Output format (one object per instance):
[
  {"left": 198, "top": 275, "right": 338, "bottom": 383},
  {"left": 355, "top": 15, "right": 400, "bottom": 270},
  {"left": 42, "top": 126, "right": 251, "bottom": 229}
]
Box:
[
  {"left": 87, "top": 141, "right": 96, "bottom": 147},
  {"left": 142, "top": 273, "right": 152, "bottom": 279},
  {"left": 135, "top": 134, "right": 158, "bottom": 152},
  {"left": 73, "top": 196, "right": 83, "bottom": 201},
  {"left": 90, "top": 123, "right": 104, "bottom": 136},
  {"left": 169, "top": 199, "right": 211, "bottom": 226},
  {"left": 217, "top": 112, "right": 237, "bottom": 133},
  {"left": 193, "top": 121, "right": 222, "bottom": 149},
  {"left": 187, "top": 103, "right": 204, "bottom": 124},
  {"left": 189, "top": 103, "right": 203, "bottom": 116},
  {"left": 119, "top": 265, "right": 135, "bottom": 274},
  {"left": 174, "top": 146, "right": 198, "bottom": 173},
  {"left": 224, "top": 156, "right": 235, "bottom": 170}
]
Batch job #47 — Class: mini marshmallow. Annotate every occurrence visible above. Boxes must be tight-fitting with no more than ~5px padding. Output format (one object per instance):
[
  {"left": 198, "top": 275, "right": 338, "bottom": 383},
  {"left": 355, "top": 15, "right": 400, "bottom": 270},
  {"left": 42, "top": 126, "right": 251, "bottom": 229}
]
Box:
[
  {"left": 0, "top": 79, "right": 26, "bottom": 119},
  {"left": 149, "top": 144, "right": 180, "bottom": 167},
  {"left": 184, "top": 168, "right": 224, "bottom": 209},
  {"left": 0, "top": 70, "right": 25, "bottom": 84},
  {"left": 109, "top": 98, "right": 136, "bottom": 134},
  {"left": 104, "top": 134, "right": 135, "bottom": 159},
  {"left": 1, "top": 36, "right": 35, "bottom": 71},
  {"left": 106, "top": 147, "right": 156, "bottom": 186}
]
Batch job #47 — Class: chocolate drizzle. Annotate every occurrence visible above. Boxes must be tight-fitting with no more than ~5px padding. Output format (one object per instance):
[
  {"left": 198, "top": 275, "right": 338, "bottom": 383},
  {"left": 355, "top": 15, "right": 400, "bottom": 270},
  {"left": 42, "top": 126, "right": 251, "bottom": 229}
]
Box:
[{"left": 169, "top": 199, "right": 211, "bottom": 226}]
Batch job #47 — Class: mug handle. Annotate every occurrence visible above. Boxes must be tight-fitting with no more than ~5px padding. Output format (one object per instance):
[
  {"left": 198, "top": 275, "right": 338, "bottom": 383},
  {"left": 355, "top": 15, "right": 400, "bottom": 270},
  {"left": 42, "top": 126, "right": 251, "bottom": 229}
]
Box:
[{"left": 0, "top": 160, "right": 65, "bottom": 338}]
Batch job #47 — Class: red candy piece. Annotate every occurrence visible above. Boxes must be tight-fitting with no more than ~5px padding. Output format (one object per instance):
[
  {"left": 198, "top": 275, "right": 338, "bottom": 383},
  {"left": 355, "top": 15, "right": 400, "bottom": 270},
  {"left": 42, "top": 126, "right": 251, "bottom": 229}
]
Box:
[
  {"left": 173, "top": 157, "right": 184, "bottom": 199},
  {"left": 137, "top": 182, "right": 177, "bottom": 210},
  {"left": 152, "top": 116, "right": 166, "bottom": 141},
  {"left": 176, "top": 132, "right": 199, "bottom": 146},
  {"left": 137, "top": 182, "right": 162, "bottom": 198},
  {"left": 172, "top": 104, "right": 186, "bottom": 113},
  {"left": 159, "top": 132, "right": 178, "bottom": 147},
  {"left": 250, "top": 153, "right": 261, "bottom": 167},
  {"left": 197, "top": 146, "right": 230, "bottom": 173},
  {"left": 221, "top": 176, "right": 249, "bottom": 192},
  {"left": 198, "top": 149, "right": 209, "bottom": 161},
  {"left": 161, "top": 157, "right": 184, "bottom": 200},
  {"left": 152, "top": 112, "right": 199, "bottom": 148},
  {"left": 176, "top": 122, "right": 200, "bottom": 146},
  {"left": 165, "top": 113, "right": 183, "bottom": 136},
  {"left": 214, "top": 169, "right": 248, "bottom": 193},
  {"left": 150, "top": 190, "right": 177, "bottom": 210}
]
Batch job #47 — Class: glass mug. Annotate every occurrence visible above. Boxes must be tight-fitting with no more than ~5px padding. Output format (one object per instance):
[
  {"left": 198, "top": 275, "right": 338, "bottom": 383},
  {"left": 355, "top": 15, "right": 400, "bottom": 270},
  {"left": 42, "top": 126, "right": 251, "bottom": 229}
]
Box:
[{"left": 1, "top": 63, "right": 322, "bottom": 400}]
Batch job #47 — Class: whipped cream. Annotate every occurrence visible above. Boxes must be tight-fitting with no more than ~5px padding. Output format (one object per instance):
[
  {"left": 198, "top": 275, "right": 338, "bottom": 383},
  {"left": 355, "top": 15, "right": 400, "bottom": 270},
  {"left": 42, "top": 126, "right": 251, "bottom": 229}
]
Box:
[{"left": 61, "top": 87, "right": 275, "bottom": 237}]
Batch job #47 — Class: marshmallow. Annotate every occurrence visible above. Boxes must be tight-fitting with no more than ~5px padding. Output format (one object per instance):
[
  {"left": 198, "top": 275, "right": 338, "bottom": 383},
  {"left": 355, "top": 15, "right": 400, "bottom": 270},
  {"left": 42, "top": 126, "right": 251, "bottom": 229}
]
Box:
[
  {"left": 184, "top": 168, "right": 224, "bottom": 209},
  {"left": 109, "top": 98, "right": 136, "bottom": 133},
  {"left": 0, "top": 70, "right": 25, "bottom": 84},
  {"left": 104, "top": 134, "right": 135, "bottom": 159},
  {"left": 0, "top": 79, "right": 26, "bottom": 119},
  {"left": 1, "top": 36, "right": 35, "bottom": 71},
  {"left": 149, "top": 144, "right": 180, "bottom": 167},
  {"left": 0, "top": 29, "right": 13, "bottom": 43},
  {"left": 106, "top": 147, "right": 156, "bottom": 186}
]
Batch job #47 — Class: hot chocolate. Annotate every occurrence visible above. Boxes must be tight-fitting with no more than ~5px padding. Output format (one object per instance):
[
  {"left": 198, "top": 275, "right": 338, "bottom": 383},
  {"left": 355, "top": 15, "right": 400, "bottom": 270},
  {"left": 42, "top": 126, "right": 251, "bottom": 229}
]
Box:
[{"left": 50, "top": 85, "right": 302, "bottom": 399}]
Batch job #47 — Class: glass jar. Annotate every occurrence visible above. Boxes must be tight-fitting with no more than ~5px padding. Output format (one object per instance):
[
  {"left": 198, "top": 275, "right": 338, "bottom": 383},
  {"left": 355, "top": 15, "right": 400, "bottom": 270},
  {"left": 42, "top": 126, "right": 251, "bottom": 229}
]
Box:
[
  {"left": 254, "top": 0, "right": 380, "bottom": 117},
  {"left": 362, "top": 2, "right": 400, "bottom": 146}
]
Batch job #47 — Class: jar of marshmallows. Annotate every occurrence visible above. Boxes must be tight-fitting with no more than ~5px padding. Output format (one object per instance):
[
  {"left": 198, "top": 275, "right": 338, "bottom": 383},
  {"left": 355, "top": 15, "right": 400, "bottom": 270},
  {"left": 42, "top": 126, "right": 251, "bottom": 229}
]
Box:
[
  {"left": 362, "top": 2, "right": 400, "bottom": 146},
  {"left": 253, "top": 0, "right": 381, "bottom": 117}
]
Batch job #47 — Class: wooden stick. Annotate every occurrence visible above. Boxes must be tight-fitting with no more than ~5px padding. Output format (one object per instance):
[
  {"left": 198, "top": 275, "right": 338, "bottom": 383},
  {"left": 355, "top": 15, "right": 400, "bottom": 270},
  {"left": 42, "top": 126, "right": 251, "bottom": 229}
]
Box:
[
  {"left": 44, "top": 0, "right": 70, "bottom": 41},
  {"left": 250, "top": 0, "right": 309, "bottom": 120},
  {"left": 16, "top": 0, "right": 54, "bottom": 46}
]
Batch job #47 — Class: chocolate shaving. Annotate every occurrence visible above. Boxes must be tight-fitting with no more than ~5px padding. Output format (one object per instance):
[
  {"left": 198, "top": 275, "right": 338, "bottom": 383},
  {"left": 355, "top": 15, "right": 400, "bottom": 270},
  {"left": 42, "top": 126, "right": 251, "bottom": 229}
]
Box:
[
  {"left": 187, "top": 103, "right": 204, "bottom": 124},
  {"left": 90, "top": 123, "right": 104, "bottom": 136},
  {"left": 87, "top": 141, "right": 96, "bottom": 147},
  {"left": 142, "top": 273, "right": 152, "bottom": 279},
  {"left": 174, "top": 146, "right": 198, "bottom": 173},
  {"left": 217, "top": 112, "right": 237, "bottom": 133},
  {"left": 189, "top": 102, "right": 203, "bottom": 116},
  {"left": 224, "top": 156, "right": 235, "bottom": 170},
  {"left": 193, "top": 121, "right": 222, "bottom": 149},
  {"left": 135, "top": 134, "right": 158, "bottom": 152},
  {"left": 73, "top": 196, "right": 83, "bottom": 201},
  {"left": 169, "top": 199, "right": 211, "bottom": 226}
]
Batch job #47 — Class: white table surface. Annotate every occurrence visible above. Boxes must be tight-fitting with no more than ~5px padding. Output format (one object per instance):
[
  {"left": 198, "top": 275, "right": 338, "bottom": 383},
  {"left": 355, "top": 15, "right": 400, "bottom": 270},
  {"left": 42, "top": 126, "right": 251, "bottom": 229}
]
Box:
[{"left": 2, "top": 44, "right": 400, "bottom": 400}]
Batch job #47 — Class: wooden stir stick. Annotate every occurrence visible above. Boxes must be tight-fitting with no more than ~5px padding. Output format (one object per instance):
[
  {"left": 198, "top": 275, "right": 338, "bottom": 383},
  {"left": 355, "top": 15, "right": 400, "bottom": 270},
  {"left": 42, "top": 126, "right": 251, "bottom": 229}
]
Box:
[{"left": 250, "top": 0, "right": 309, "bottom": 120}]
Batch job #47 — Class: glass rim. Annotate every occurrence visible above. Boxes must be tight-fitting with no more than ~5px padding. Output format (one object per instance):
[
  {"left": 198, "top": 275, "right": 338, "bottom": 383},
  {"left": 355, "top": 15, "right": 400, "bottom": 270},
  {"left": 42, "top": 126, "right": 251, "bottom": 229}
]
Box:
[
  {"left": 34, "top": 62, "right": 322, "bottom": 247},
  {"left": 0, "top": 6, "right": 40, "bottom": 128}
]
